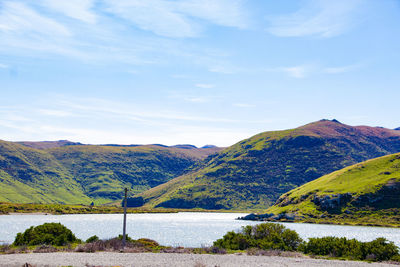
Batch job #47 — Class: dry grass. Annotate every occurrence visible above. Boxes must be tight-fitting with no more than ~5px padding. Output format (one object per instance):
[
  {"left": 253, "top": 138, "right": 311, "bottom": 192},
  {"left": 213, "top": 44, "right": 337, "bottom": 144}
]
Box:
[
  {"left": 246, "top": 248, "right": 304, "bottom": 258},
  {"left": 33, "top": 245, "right": 58, "bottom": 253},
  {"left": 75, "top": 238, "right": 154, "bottom": 253}
]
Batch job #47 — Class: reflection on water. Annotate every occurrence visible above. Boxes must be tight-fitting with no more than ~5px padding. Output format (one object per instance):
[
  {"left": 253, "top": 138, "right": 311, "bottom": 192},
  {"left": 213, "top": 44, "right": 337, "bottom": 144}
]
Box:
[{"left": 0, "top": 212, "right": 400, "bottom": 247}]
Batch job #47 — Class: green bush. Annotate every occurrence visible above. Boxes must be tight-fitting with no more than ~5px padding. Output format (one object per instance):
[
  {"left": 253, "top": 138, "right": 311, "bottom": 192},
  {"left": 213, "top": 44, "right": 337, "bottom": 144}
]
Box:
[
  {"left": 299, "top": 236, "right": 399, "bottom": 261},
  {"left": 85, "top": 235, "right": 99, "bottom": 243},
  {"left": 364, "top": 238, "right": 399, "bottom": 261},
  {"left": 214, "top": 223, "right": 302, "bottom": 251},
  {"left": 117, "top": 234, "right": 133, "bottom": 242},
  {"left": 14, "top": 223, "right": 79, "bottom": 246}
]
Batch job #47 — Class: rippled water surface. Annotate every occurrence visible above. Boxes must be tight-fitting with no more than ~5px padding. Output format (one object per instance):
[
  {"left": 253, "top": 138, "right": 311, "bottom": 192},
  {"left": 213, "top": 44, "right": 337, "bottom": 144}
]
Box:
[{"left": 1, "top": 212, "right": 400, "bottom": 247}]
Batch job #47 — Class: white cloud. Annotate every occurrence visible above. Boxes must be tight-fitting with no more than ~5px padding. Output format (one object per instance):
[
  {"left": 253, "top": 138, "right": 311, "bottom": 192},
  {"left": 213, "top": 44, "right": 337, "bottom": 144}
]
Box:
[
  {"left": 40, "top": 0, "right": 97, "bottom": 24},
  {"left": 103, "top": 0, "right": 248, "bottom": 38},
  {"left": 267, "top": 0, "right": 364, "bottom": 38},
  {"left": 195, "top": 83, "right": 215, "bottom": 89},
  {"left": 0, "top": 63, "right": 8, "bottom": 69}
]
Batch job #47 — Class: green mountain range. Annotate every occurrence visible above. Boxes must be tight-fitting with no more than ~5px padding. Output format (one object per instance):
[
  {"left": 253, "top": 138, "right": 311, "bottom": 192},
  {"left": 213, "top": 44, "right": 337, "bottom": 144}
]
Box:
[
  {"left": 139, "top": 120, "right": 400, "bottom": 210},
  {"left": 264, "top": 152, "right": 400, "bottom": 227},
  {"left": 0, "top": 140, "right": 221, "bottom": 204}
]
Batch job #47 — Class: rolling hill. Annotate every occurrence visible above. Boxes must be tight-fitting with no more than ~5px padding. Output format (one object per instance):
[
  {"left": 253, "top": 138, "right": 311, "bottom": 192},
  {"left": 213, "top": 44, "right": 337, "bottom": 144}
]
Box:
[
  {"left": 0, "top": 140, "right": 221, "bottom": 204},
  {"left": 139, "top": 120, "right": 400, "bottom": 210},
  {"left": 262, "top": 152, "right": 400, "bottom": 227}
]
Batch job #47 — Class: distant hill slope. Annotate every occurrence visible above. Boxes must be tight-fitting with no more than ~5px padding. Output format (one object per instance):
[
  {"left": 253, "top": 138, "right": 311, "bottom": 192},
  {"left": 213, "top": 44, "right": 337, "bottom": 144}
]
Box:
[
  {"left": 264, "top": 153, "right": 400, "bottom": 227},
  {"left": 0, "top": 141, "right": 222, "bottom": 204},
  {"left": 0, "top": 141, "right": 90, "bottom": 204},
  {"left": 140, "top": 120, "right": 400, "bottom": 210},
  {"left": 16, "top": 140, "right": 82, "bottom": 149}
]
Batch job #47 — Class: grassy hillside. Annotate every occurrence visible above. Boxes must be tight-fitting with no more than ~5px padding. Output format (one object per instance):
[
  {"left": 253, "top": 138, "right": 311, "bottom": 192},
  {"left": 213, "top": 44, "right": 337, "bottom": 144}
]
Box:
[
  {"left": 48, "top": 145, "right": 209, "bottom": 199},
  {"left": 0, "top": 141, "right": 91, "bottom": 204},
  {"left": 0, "top": 141, "right": 221, "bottom": 204},
  {"left": 140, "top": 120, "right": 400, "bottom": 210},
  {"left": 264, "top": 153, "right": 400, "bottom": 227}
]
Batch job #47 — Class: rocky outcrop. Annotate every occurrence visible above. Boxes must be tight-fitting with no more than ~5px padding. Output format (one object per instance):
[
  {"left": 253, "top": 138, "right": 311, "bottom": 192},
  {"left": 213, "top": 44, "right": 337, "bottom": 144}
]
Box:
[
  {"left": 238, "top": 212, "right": 297, "bottom": 222},
  {"left": 312, "top": 193, "right": 352, "bottom": 210},
  {"left": 275, "top": 192, "right": 312, "bottom": 207}
]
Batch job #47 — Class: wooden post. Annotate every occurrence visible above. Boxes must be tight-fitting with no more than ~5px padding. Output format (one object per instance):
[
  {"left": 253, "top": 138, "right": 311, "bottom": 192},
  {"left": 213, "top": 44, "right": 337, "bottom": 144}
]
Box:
[{"left": 122, "top": 187, "right": 128, "bottom": 248}]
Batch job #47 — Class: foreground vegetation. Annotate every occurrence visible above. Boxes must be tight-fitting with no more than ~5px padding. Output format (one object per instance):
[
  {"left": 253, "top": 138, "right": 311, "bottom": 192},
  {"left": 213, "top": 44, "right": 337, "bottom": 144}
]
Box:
[
  {"left": 259, "top": 153, "right": 400, "bottom": 227},
  {"left": 1, "top": 222, "right": 399, "bottom": 264},
  {"left": 213, "top": 223, "right": 399, "bottom": 262}
]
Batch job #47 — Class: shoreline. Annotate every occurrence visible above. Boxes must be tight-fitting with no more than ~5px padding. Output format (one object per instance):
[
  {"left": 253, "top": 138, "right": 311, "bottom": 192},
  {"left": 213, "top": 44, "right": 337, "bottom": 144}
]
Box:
[{"left": 238, "top": 218, "right": 400, "bottom": 229}]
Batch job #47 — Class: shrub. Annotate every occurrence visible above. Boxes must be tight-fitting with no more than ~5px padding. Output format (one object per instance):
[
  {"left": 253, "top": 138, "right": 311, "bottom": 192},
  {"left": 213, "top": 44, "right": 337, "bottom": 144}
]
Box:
[
  {"left": 363, "top": 238, "right": 398, "bottom": 261},
  {"left": 299, "top": 236, "right": 399, "bottom": 261},
  {"left": 117, "top": 234, "right": 133, "bottom": 242},
  {"left": 85, "top": 235, "right": 99, "bottom": 243},
  {"left": 214, "top": 223, "right": 302, "bottom": 251},
  {"left": 13, "top": 223, "right": 79, "bottom": 246},
  {"left": 299, "top": 237, "right": 363, "bottom": 259}
]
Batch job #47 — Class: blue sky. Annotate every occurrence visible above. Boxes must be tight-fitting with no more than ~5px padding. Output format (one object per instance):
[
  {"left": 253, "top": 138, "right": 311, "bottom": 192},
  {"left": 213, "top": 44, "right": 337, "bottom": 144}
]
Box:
[{"left": 0, "top": 0, "right": 399, "bottom": 147}]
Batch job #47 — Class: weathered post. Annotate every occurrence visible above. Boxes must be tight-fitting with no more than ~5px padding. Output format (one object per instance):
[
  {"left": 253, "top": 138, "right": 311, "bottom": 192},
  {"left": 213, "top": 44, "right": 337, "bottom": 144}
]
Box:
[{"left": 122, "top": 187, "right": 128, "bottom": 248}]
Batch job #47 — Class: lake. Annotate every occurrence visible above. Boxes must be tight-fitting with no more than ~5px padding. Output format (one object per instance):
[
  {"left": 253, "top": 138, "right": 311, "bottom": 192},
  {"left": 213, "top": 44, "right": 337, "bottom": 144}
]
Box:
[{"left": 1, "top": 212, "right": 400, "bottom": 247}]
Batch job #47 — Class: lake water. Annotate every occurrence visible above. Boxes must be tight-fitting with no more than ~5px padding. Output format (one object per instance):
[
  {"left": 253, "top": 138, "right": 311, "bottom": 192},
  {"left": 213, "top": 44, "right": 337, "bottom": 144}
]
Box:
[{"left": 1, "top": 212, "right": 400, "bottom": 247}]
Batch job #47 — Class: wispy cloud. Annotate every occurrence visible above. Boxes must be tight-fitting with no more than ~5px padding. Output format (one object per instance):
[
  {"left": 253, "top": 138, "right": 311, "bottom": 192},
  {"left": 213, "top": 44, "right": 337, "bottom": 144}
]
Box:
[
  {"left": 0, "top": 2, "right": 71, "bottom": 37},
  {"left": 280, "top": 65, "right": 310, "bottom": 78},
  {"left": 267, "top": 0, "right": 365, "bottom": 38},
  {"left": 265, "top": 64, "right": 313, "bottom": 78},
  {"left": 195, "top": 83, "right": 215, "bottom": 89},
  {"left": 103, "top": 0, "right": 248, "bottom": 38},
  {"left": 0, "top": 96, "right": 264, "bottom": 146},
  {"left": 37, "top": 109, "right": 75, "bottom": 117},
  {"left": 0, "top": 0, "right": 246, "bottom": 72},
  {"left": 322, "top": 63, "right": 363, "bottom": 74},
  {"left": 265, "top": 62, "right": 362, "bottom": 78},
  {"left": 40, "top": 0, "right": 97, "bottom": 24},
  {"left": 0, "top": 63, "right": 9, "bottom": 69},
  {"left": 233, "top": 103, "right": 255, "bottom": 108},
  {"left": 184, "top": 97, "right": 208, "bottom": 103},
  {"left": 208, "top": 65, "right": 239, "bottom": 74}
]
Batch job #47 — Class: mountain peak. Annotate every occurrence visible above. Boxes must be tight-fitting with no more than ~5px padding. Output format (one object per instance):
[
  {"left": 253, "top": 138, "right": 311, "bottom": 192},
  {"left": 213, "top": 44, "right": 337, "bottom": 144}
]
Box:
[{"left": 319, "top": 118, "right": 341, "bottom": 124}]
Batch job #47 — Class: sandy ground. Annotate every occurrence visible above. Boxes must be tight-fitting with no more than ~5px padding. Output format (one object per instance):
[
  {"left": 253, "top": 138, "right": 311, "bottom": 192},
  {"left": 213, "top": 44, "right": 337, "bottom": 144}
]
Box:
[{"left": 0, "top": 252, "right": 398, "bottom": 267}]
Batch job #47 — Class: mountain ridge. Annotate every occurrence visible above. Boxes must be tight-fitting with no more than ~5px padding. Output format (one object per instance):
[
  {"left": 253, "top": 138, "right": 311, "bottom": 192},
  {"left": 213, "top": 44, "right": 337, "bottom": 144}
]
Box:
[{"left": 139, "top": 120, "right": 400, "bottom": 210}]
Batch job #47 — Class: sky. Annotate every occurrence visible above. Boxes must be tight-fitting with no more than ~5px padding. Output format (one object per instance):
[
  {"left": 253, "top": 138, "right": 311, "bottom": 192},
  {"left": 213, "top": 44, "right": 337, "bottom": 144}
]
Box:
[{"left": 0, "top": 0, "right": 399, "bottom": 147}]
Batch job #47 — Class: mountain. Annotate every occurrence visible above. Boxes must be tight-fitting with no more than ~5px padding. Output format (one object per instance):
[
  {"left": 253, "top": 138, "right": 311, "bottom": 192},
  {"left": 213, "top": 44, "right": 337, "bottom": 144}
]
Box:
[
  {"left": 16, "top": 140, "right": 82, "bottom": 150},
  {"left": 139, "top": 120, "right": 400, "bottom": 210},
  {"left": 263, "top": 153, "right": 400, "bottom": 227},
  {"left": 395, "top": 127, "right": 400, "bottom": 131},
  {"left": 0, "top": 140, "right": 222, "bottom": 204}
]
